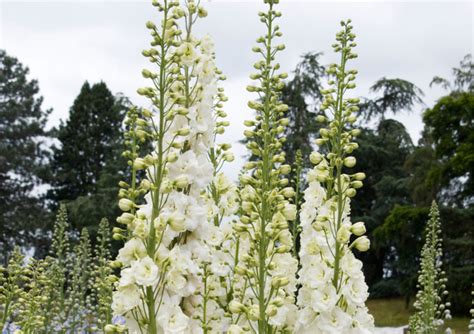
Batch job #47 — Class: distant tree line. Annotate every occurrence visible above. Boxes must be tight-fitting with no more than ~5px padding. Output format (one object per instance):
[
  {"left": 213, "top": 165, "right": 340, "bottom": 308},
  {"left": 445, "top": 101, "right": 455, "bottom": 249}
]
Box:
[{"left": 0, "top": 49, "right": 129, "bottom": 261}]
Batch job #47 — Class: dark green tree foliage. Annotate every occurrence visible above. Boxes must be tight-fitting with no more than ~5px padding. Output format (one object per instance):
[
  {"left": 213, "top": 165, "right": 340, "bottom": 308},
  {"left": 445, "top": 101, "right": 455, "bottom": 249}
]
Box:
[
  {"left": 50, "top": 82, "right": 128, "bottom": 234},
  {"left": 359, "top": 77, "right": 424, "bottom": 120},
  {"left": 352, "top": 119, "right": 414, "bottom": 287},
  {"left": 0, "top": 50, "right": 51, "bottom": 262},
  {"left": 423, "top": 92, "right": 474, "bottom": 206},
  {"left": 281, "top": 52, "right": 325, "bottom": 169},
  {"left": 404, "top": 133, "right": 441, "bottom": 207}
]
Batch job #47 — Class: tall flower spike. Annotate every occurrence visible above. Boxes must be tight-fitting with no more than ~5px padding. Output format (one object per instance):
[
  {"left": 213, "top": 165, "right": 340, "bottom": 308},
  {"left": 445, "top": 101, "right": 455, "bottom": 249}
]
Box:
[
  {"left": 409, "top": 201, "right": 451, "bottom": 333},
  {"left": 231, "top": 0, "right": 298, "bottom": 332},
  {"left": 296, "top": 20, "right": 374, "bottom": 333},
  {"left": 111, "top": 0, "right": 227, "bottom": 333}
]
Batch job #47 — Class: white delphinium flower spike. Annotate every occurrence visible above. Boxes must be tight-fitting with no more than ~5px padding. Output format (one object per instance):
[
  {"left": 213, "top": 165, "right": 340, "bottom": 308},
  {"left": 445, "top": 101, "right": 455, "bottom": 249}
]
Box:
[
  {"left": 296, "top": 20, "right": 374, "bottom": 334},
  {"left": 110, "top": 1, "right": 227, "bottom": 333}
]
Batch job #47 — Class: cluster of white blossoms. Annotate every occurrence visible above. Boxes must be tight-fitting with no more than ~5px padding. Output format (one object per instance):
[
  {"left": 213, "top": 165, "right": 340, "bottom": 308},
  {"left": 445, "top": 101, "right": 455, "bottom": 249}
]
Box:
[
  {"left": 109, "top": 0, "right": 237, "bottom": 333},
  {"left": 296, "top": 20, "right": 374, "bottom": 334}
]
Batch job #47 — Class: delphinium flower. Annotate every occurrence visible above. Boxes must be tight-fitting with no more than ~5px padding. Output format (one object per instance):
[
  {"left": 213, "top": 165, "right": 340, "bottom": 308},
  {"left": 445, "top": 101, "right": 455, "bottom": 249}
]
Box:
[
  {"left": 296, "top": 20, "right": 374, "bottom": 334},
  {"left": 409, "top": 201, "right": 451, "bottom": 334},
  {"left": 64, "top": 227, "right": 93, "bottom": 332},
  {"left": 15, "top": 258, "right": 57, "bottom": 332},
  {"left": 228, "top": 0, "right": 299, "bottom": 332},
  {"left": 110, "top": 1, "right": 227, "bottom": 333},
  {"left": 46, "top": 204, "right": 73, "bottom": 331},
  {"left": 182, "top": 35, "right": 239, "bottom": 332},
  {"left": 91, "top": 218, "right": 115, "bottom": 332},
  {"left": 0, "top": 248, "right": 27, "bottom": 332}
]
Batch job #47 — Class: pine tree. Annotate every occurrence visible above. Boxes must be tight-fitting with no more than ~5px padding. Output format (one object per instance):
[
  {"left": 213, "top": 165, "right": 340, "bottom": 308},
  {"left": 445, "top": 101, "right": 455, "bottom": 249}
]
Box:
[
  {"left": 49, "top": 81, "right": 128, "bottom": 233},
  {"left": 0, "top": 49, "right": 51, "bottom": 262}
]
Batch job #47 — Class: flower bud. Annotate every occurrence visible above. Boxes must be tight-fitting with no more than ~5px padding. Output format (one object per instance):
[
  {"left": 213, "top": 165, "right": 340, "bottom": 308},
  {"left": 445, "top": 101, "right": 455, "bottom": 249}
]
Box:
[
  {"left": 266, "top": 305, "right": 278, "bottom": 317},
  {"left": 133, "top": 158, "right": 147, "bottom": 170},
  {"left": 353, "top": 172, "right": 366, "bottom": 181},
  {"left": 282, "top": 204, "right": 296, "bottom": 221},
  {"left": 351, "top": 222, "right": 366, "bottom": 236},
  {"left": 229, "top": 301, "right": 246, "bottom": 314},
  {"left": 353, "top": 236, "right": 370, "bottom": 252},
  {"left": 279, "top": 164, "right": 291, "bottom": 174},
  {"left": 117, "top": 213, "right": 135, "bottom": 225},
  {"left": 346, "top": 188, "right": 357, "bottom": 198},
  {"left": 310, "top": 152, "right": 323, "bottom": 165},
  {"left": 281, "top": 187, "right": 295, "bottom": 198},
  {"left": 118, "top": 198, "right": 134, "bottom": 212},
  {"left": 224, "top": 152, "right": 235, "bottom": 162},
  {"left": 343, "top": 156, "right": 356, "bottom": 168},
  {"left": 351, "top": 180, "right": 363, "bottom": 189},
  {"left": 176, "top": 127, "right": 190, "bottom": 136}
]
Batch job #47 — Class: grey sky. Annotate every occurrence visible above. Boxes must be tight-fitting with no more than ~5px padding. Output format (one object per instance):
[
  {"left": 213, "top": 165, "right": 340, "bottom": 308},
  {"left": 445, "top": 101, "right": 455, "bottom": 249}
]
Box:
[{"left": 1, "top": 0, "right": 473, "bottom": 180}]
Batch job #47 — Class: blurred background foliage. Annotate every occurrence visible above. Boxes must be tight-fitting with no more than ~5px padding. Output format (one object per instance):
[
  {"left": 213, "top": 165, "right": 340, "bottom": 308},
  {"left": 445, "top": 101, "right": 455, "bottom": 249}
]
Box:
[{"left": 0, "top": 48, "right": 472, "bottom": 315}]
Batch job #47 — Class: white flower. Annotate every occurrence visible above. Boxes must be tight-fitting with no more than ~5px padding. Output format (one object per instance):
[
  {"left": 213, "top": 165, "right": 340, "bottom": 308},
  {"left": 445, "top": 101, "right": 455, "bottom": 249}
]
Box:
[
  {"left": 117, "top": 238, "right": 146, "bottom": 266},
  {"left": 159, "top": 305, "right": 190, "bottom": 333},
  {"left": 132, "top": 256, "right": 159, "bottom": 286},
  {"left": 112, "top": 285, "right": 141, "bottom": 315},
  {"left": 310, "top": 284, "right": 337, "bottom": 313}
]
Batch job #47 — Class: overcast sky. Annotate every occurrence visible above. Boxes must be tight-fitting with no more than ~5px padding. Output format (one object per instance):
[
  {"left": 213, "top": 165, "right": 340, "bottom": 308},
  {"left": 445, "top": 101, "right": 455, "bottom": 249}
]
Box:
[{"left": 1, "top": 0, "right": 472, "bottom": 179}]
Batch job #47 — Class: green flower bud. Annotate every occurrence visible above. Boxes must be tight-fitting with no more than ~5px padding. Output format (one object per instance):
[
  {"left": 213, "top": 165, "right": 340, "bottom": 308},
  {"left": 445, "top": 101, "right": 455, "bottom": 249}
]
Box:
[
  {"left": 343, "top": 156, "right": 356, "bottom": 168},
  {"left": 351, "top": 222, "right": 366, "bottom": 236}
]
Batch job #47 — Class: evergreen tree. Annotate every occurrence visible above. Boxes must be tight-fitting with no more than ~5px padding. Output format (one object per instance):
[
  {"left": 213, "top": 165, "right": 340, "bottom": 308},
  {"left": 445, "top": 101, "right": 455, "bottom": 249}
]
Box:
[
  {"left": 281, "top": 52, "right": 325, "bottom": 169},
  {"left": 359, "top": 77, "right": 424, "bottom": 120},
  {"left": 0, "top": 50, "right": 51, "bottom": 262},
  {"left": 50, "top": 81, "right": 128, "bottom": 233}
]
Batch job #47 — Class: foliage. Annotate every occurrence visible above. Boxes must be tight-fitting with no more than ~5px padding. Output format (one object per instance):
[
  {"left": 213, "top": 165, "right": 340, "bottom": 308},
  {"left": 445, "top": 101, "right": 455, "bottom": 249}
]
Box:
[
  {"left": 423, "top": 92, "right": 474, "bottom": 206},
  {"left": 359, "top": 77, "right": 424, "bottom": 120},
  {"left": 408, "top": 202, "right": 451, "bottom": 333},
  {"left": 0, "top": 49, "right": 52, "bottom": 262},
  {"left": 281, "top": 52, "right": 325, "bottom": 170},
  {"left": 352, "top": 119, "right": 413, "bottom": 286},
  {"left": 49, "top": 81, "right": 129, "bottom": 235}
]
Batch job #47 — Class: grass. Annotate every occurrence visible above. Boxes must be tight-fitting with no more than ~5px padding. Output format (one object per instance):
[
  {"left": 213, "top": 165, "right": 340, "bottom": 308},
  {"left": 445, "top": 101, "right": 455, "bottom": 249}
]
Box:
[{"left": 367, "top": 298, "right": 471, "bottom": 334}]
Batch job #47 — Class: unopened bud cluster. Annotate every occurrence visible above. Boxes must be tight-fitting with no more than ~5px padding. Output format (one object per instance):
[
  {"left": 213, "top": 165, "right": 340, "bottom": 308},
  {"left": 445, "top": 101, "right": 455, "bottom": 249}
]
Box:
[
  {"left": 409, "top": 202, "right": 451, "bottom": 333},
  {"left": 229, "top": 1, "right": 299, "bottom": 332}
]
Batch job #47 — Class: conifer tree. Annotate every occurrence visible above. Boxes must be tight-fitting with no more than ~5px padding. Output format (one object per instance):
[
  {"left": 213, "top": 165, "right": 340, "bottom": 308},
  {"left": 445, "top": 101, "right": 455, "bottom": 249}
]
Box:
[{"left": 0, "top": 50, "right": 51, "bottom": 261}]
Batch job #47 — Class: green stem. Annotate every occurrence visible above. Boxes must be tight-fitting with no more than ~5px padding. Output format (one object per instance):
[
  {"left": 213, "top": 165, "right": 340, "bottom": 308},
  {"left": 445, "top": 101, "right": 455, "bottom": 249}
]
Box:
[
  {"left": 258, "top": 3, "right": 274, "bottom": 333},
  {"left": 331, "top": 28, "right": 349, "bottom": 291}
]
